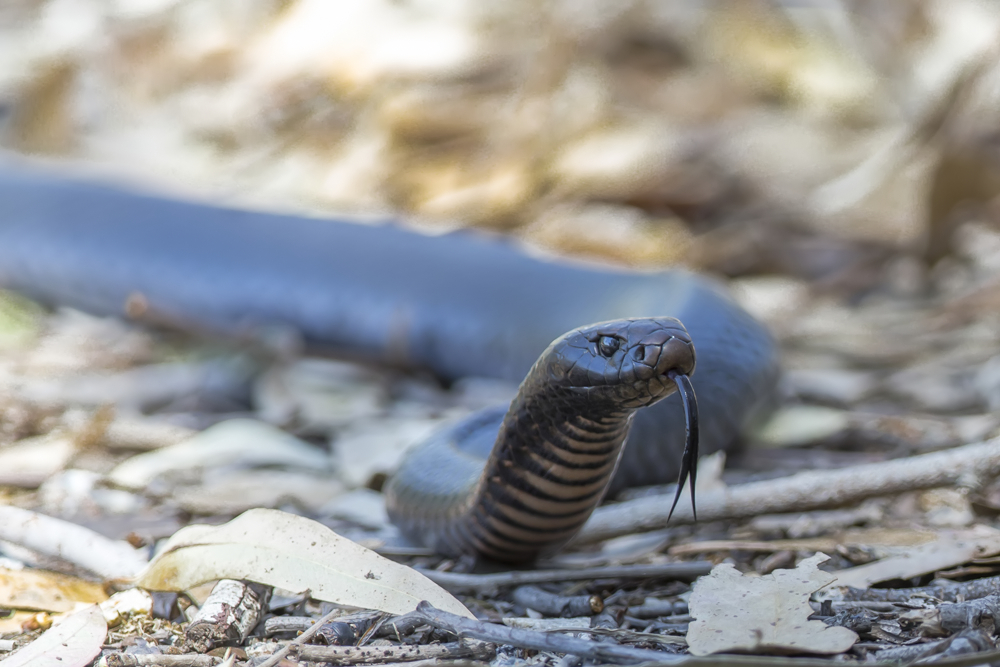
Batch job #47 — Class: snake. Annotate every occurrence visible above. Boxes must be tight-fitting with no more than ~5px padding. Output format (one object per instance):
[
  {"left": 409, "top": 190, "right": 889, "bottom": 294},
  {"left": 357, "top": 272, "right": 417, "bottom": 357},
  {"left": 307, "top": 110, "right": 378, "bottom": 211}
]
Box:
[
  {"left": 0, "top": 161, "right": 780, "bottom": 561},
  {"left": 384, "top": 317, "right": 700, "bottom": 561}
]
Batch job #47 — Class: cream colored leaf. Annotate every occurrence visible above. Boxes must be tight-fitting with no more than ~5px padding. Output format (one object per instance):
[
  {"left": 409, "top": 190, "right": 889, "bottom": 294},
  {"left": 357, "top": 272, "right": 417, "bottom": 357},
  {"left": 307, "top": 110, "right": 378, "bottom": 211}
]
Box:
[
  {"left": 828, "top": 526, "right": 1000, "bottom": 590},
  {"left": 0, "top": 568, "right": 107, "bottom": 613},
  {"left": 0, "top": 604, "right": 106, "bottom": 667},
  {"left": 687, "top": 553, "right": 857, "bottom": 656},
  {"left": 108, "top": 419, "right": 330, "bottom": 490},
  {"left": 135, "top": 508, "right": 473, "bottom": 618}
]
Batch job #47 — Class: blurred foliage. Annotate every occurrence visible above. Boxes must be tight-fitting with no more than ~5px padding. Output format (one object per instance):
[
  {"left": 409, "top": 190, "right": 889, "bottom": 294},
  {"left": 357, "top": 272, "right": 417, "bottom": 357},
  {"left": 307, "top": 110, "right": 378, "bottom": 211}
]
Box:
[{"left": 1, "top": 0, "right": 999, "bottom": 280}]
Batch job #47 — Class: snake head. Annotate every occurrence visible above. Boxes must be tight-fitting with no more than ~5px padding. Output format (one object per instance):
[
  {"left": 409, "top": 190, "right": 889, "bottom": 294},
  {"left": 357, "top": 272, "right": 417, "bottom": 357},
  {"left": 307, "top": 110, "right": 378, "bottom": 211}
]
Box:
[
  {"left": 543, "top": 317, "right": 696, "bottom": 410},
  {"left": 541, "top": 317, "right": 700, "bottom": 521}
]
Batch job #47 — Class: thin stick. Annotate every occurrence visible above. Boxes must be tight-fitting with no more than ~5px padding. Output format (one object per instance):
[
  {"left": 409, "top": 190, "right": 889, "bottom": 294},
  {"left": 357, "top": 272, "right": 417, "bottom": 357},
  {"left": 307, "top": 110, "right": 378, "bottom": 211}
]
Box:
[
  {"left": 293, "top": 640, "right": 493, "bottom": 664},
  {"left": 412, "top": 602, "right": 679, "bottom": 664},
  {"left": 418, "top": 563, "right": 711, "bottom": 594},
  {"left": 575, "top": 437, "right": 1000, "bottom": 545},
  {"left": 257, "top": 607, "right": 341, "bottom": 667}
]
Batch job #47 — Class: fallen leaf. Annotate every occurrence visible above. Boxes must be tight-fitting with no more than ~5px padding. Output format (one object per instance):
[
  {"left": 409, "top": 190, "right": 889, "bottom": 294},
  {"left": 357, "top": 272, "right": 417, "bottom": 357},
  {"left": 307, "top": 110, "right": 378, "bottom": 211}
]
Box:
[
  {"left": 320, "top": 488, "right": 389, "bottom": 530},
  {"left": 254, "top": 358, "right": 386, "bottom": 430},
  {"left": 108, "top": 418, "right": 330, "bottom": 490},
  {"left": 687, "top": 553, "right": 857, "bottom": 656},
  {"left": 752, "top": 405, "right": 851, "bottom": 448},
  {"left": 0, "top": 435, "right": 74, "bottom": 488},
  {"left": 0, "top": 604, "right": 106, "bottom": 667},
  {"left": 172, "top": 469, "right": 344, "bottom": 515},
  {"left": 332, "top": 417, "right": 445, "bottom": 488},
  {"left": 99, "top": 589, "right": 152, "bottom": 627},
  {"left": 136, "top": 508, "right": 473, "bottom": 618},
  {"left": 0, "top": 568, "right": 106, "bottom": 613},
  {"left": 828, "top": 526, "right": 1000, "bottom": 590}
]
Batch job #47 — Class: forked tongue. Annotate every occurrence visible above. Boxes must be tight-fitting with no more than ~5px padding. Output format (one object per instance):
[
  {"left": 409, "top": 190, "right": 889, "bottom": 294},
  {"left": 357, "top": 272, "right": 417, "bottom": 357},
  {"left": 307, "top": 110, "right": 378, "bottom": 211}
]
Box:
[{"left": 666, "top": 371, "right": 698, "bottom": 521}]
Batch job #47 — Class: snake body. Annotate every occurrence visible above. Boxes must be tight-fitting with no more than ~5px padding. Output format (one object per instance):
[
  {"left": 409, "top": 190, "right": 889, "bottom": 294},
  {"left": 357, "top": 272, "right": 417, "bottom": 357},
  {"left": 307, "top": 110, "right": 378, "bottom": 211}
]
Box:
[{"left": 0, "top": 163, "right": 780, "bottom": 557}]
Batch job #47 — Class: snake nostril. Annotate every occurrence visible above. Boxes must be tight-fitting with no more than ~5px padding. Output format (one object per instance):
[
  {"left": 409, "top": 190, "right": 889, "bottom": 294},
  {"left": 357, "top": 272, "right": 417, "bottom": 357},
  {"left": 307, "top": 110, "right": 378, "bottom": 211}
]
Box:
[{"left": 632, "top": 345, "right": 645, "bottom": 362}]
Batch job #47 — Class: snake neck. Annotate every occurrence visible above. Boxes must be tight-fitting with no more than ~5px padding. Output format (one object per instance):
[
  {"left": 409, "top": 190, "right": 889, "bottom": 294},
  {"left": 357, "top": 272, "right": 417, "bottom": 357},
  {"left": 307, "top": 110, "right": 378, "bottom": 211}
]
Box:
[{"left": 440, "top": 376, "right": 635, "bottom": 561}]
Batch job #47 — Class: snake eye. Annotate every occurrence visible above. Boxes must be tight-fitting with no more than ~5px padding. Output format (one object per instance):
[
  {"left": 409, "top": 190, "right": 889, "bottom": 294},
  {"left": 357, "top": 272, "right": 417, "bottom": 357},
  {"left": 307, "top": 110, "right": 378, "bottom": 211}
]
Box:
[{"left": 597, "top": 336, "right": 620, "bottom": 357}]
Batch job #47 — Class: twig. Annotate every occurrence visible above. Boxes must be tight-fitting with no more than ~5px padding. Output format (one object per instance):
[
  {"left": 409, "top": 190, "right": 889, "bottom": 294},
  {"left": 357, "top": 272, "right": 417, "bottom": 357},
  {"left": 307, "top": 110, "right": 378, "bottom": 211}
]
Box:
[
  {"left": 903, "top": 594, "right": 1000, "bottom": 635},
  {"left": 582, "top": 625, "right": 686, "bottom": 647},
  {"left": 576, "top": 437, "right": 1000, "bottom": 544},
  {"left": 810, "top": 601, "right": 897, "bottom": 614},
  {"left": 97, "top": 656, "right": 221, "bottom": 666},
  {"left": 257, "top": 607, "right": 341, "bottom": 667},
  {"left": 413, "top": 602, "right": 681, "bottom": 664},
  {"left": 293, "top": 640, "right": 493, "bottom": 664},
  {"left": 512, "top": 586, "right": 603, "bottom": 617},
  {"left": 375, "top": 612, "right": 428, "bottom": 639},
  {"left": 341, "top": 661, "right": 488, "bottom": 667},
  {"left": 419, "top": 563, "right": 711, "bottom": 594},
  {"left": 628, "top": 598, "right": 687, "bottom": 619},
  {"left": 0, "top": 506, "right": 147, "bottom": 580},
  {"left": 843, "top": 575, "right": 1000, "bottom": 603}
]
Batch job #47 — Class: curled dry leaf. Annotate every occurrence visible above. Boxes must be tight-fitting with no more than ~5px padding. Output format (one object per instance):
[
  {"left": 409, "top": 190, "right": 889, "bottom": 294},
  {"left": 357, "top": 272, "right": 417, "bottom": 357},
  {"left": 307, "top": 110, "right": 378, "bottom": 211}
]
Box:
[
  {"left": 0, "top": 604, "right": 106, "bottom": 667},
  {"left": 136, "top": 508, "right": 473, "bottom": 618},
  {"left": 687, "top": 553, "right": 857, "bottom": 656}
]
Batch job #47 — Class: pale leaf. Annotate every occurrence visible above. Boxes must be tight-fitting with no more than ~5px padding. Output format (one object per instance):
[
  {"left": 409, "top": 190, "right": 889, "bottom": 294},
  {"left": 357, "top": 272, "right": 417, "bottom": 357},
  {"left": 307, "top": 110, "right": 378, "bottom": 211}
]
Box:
[
  {"left": 828, "top": 526, "right": 1000, "bottom": 590},
  {"left": 687, "top": 553, "right": 857, "bottom": 656},
  {"left": 0, "top": 604, "right": 106, "bottom": 667},
  {"left": 136, "top": 508, "right": 473, "bottom": 618},
  {"left": 0, "top": 568, "right": 106, "bottom": 613}
]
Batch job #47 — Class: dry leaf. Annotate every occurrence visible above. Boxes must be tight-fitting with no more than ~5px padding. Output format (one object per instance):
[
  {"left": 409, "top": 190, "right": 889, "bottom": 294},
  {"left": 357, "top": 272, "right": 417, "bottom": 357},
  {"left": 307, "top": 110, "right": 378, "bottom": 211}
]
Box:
[
  {"left": 828, "top": 526, "right": 1000, "bottom": 590},
  {"left": 136, "top": 508, "right": 473, "bottom": 618},
  {"left": 0, "top": 604, "right": 106, "bottom": 667},
  {"left": 0, "top": 435, "right": 74, "bottom": 488},
  {"left": 99, "top": 589, "right": 152, "bottom": 628},
  {"left": 687, "top": 553, "right": 857, "bottom": 656},
  {"left": 108, "top": 418, "right": 330, "bottom": 490},
  {"left": 0, "top": 568, "right": 106, "bottom": 613}
]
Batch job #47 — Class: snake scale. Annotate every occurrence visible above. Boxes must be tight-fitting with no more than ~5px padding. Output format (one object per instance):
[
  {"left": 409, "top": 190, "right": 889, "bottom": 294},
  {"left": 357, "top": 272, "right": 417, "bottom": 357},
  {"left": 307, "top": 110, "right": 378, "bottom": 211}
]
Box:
[{"left": 0, "top": 162, "right": 780, "bottom": 561}]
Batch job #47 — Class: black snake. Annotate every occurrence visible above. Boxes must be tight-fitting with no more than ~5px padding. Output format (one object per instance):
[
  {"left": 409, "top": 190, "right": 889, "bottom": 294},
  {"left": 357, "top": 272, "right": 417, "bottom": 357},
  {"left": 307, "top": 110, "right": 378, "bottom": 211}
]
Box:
[{"left": 0, "top": 162, "right": 780, "bottom": 561}]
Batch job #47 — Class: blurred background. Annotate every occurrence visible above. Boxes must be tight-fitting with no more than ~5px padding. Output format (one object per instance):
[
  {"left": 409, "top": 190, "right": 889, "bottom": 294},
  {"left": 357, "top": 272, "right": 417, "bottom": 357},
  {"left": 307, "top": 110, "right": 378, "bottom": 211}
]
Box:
[
  {"left": 1, "top": 0, "right": 998, "bottom": 279},
  {"left": 2, "top": 0, "right": 1000, "bottom": 539}
]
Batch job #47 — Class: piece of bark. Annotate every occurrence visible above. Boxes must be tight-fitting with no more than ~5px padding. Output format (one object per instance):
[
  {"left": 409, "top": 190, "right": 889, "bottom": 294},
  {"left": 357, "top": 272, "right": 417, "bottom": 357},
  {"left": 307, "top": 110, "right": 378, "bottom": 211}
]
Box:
[{"left": 185, "top": 580, "right": 270, "bottom": 653}]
